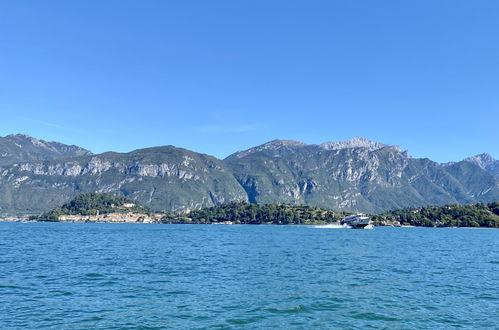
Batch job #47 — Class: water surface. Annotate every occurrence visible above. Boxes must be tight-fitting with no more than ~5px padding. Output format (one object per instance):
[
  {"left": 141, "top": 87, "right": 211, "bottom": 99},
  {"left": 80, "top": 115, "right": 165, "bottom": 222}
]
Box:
[{"left": 0, "top": 223, "right": 498, "bottom": 328}]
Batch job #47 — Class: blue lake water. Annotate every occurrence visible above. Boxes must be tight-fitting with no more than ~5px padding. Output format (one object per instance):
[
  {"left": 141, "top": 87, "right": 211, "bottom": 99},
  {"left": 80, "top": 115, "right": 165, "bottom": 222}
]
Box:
[{"left": 0, "top": 223, "right": 498, "bottom": 329}]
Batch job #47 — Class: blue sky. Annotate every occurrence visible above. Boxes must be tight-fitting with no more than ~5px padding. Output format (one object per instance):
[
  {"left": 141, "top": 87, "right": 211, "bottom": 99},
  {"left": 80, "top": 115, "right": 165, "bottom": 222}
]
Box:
[{"left": 1, "top": 0, "right": 498, "bottom": 162}]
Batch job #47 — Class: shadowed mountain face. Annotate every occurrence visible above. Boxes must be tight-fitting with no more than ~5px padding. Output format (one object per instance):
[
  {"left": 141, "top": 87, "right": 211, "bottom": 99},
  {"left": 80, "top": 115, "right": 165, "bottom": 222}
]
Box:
[
  {"left": 0, "top": 134, "right": 92, "bottom": 166},
  {"left": 0, "top": 135, "right": 498, "bottom": 215}
]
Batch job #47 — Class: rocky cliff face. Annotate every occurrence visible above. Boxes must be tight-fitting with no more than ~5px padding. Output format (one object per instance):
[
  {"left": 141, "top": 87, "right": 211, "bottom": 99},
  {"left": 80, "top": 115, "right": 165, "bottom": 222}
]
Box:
[
  {"left": 0, "top": 145, "right": 247, "bottom": 215},
  {"left": 320, "top": 136, "right": 402, "bottom": 152},
  {"left": 1, "top": 136, "right": 498, "bottom": 215}
]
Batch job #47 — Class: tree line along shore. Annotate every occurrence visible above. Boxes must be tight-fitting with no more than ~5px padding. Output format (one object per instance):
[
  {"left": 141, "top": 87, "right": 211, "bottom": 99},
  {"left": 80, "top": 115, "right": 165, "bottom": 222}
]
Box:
[{"left": 20, "top": 193, "right": 499, "bottom": 228}]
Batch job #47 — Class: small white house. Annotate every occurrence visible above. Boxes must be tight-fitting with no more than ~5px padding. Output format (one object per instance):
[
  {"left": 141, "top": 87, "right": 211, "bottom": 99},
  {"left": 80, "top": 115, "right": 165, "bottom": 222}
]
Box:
[{"left": 123, "top": 203, "right": 136, "bottom": 208}]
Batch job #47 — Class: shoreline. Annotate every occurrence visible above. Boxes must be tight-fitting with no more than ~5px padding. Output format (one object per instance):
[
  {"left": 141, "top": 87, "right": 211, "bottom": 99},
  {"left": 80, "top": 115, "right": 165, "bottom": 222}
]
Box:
[{"left": 1, "top": 219, "right": 497, "bottom": 229}]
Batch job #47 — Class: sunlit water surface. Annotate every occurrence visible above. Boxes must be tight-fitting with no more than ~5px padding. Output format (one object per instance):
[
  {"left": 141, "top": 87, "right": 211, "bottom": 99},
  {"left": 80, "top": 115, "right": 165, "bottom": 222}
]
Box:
[{"left": 1, "top": 223, "right": 498, "bottom": 329}]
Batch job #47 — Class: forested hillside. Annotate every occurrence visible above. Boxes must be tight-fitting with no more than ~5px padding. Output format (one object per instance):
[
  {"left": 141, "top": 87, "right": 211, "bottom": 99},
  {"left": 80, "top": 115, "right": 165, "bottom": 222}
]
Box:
[{"left": 372, "top": 202, "right": 499, "bottom": 227}]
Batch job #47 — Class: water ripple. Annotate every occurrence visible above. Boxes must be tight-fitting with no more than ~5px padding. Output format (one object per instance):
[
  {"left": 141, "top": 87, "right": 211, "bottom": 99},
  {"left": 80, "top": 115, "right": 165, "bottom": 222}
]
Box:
[{"left": 0, "top": 223, "right": 498, "bottom": 328}]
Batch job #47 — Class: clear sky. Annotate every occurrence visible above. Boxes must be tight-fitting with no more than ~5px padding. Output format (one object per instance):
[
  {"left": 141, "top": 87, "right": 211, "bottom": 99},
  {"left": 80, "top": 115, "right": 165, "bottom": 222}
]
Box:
[{"left": 1, "top": 1, "right": 498, "bottom": 162}]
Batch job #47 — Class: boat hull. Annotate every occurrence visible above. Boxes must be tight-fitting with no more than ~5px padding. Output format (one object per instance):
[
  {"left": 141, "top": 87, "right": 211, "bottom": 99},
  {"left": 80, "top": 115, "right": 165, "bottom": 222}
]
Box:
[
  {"left": 350, "top": 222, "right": 374, "bottom": 229},
  {"left": 341, "top": 214, "right": 374, "bottom": 229}
]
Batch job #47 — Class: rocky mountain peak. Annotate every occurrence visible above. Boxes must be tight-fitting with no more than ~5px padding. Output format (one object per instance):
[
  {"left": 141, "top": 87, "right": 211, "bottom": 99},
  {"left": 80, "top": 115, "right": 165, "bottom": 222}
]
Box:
[
  {"left": 465, "top": 153, "right": 496, "bottom": 167},
  {"left": 6, "top": 133, "right": 33, "bottom": 139},
  {"left": 6, "top": 134, "right": 51, "bottom": 148},
  {"left": 0, "top": 133, "right": 93, "bottom": 166},
  {"left": 226, "top": 137, "right": 406, "bottom": 160},
  {"left": 227, "top": 139, "right": 307, "bottom": 159},
  {"left": 262, "top": 139, "right": 307, "bottom": 148},
  {"left": 464, "top": 153, "right": 499, "bottom": 178},
  {"left": 320, "top": 137, "right": 400, "bottom": 152}
]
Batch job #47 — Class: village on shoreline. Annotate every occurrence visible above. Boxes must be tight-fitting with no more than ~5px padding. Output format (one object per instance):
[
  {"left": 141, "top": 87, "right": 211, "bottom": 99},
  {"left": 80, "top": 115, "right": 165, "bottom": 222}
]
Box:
[{"left": 2, "top": 192, "right": 498, "bottom": 228}]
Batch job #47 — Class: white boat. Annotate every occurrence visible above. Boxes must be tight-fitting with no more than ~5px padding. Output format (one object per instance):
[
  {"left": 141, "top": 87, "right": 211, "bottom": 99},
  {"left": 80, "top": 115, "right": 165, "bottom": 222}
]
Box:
[{"left": 341, "top": 214, "right": 374, "bottom": 229}]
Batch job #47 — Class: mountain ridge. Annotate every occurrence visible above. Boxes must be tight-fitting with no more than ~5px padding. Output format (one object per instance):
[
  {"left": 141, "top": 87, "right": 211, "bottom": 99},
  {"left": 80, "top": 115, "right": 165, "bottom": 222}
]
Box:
[
  {"left": 0, "top": 134, "right": 92, "bottom": 166},
  {"left": 0, "top": 134, "right": 497, "bottom": 216},
  {"left": 225, "top": 137, "right": 404, "bottom": 161}
]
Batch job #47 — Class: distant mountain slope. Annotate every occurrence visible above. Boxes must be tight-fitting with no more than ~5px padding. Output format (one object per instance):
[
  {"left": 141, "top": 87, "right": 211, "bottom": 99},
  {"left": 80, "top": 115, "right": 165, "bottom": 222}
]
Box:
[
  {"left": 225, "top": 139, "right": 499, "bottom": 213},
  {"left": 464, "top": 153, "right": 499, "bottom": 179},
  {"left": 0, "top": 145, "right": 247, "bottom": 215},
  {"left": 0, "top": 134, "right": 92, "bottom": 166}
]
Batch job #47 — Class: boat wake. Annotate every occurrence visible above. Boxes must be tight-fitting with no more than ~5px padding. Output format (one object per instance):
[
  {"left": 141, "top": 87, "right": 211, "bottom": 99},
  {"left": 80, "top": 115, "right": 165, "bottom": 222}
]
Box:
[{"left": 312, "top": 223, "right": 349, "bottom": 229}]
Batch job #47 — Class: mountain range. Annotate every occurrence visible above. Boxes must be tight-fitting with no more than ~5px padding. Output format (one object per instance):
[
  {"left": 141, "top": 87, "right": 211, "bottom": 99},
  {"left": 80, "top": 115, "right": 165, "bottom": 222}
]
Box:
[{"left": 0, "top": 134, "right": 498, "bottom": 216}]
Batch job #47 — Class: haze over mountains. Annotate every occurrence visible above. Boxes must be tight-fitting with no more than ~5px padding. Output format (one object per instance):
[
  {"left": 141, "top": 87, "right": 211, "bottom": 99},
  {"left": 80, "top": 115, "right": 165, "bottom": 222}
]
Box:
[{"left": 0, "top": 134, "right": 498, "bottom": 216}]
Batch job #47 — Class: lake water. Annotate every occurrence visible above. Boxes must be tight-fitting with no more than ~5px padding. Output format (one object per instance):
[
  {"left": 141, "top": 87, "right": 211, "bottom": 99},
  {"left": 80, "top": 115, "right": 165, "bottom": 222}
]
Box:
[{"left": 1, "top": 223, "right": 498, "bottom": 329}]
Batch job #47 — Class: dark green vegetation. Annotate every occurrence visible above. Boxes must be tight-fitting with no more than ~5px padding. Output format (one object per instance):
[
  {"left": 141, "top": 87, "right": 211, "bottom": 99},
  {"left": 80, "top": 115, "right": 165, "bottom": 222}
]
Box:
[
  {"left": 39, "top": 192, "right": 499, "bottom": 228},
  {"left": 162, "top": 201, "right": 349, "bottom": 224},
  {"left": 38, "top": 192, "right": 153, "bottom": 221},
  {"left": 1, "top": 135, "right": 499, "bottom": 216},
  {"left": 373, "top": 202, "right": 499, "bottom": 228}
]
